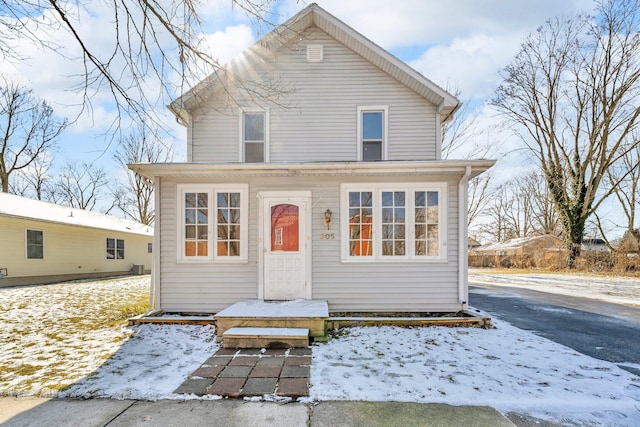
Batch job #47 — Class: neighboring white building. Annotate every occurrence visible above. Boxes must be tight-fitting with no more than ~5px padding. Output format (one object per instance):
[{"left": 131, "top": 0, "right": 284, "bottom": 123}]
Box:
[
  {"left": 0, "top": 193, "right": 153, "bottom": 287},
  {"left": 130, "top": 4, "right": 493, "bottom": 314}
]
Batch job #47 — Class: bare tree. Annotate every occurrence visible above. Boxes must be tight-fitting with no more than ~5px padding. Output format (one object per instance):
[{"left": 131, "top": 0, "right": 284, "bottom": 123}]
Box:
[
  {"left": 595, "top": 134, "right": 640, "bottom": 250},
  {"left": 491, "top": 0, "right": 640, "bottom": 267},
  {"left": 0, "top": 1, "right": 285, "bottom": 134},
  {"left": 522, "top": 171, "right": 561, "bottom": 236},
  {"left": 0, "top": 79, "right": 67, "bottom": 192},
  {"left": 51, "top": 161, "right": 111, "bottom": 211},
  {"left": 440, "top": 92, "right": 495, "bottom": 229},
  {"left": 112, "top": 126, "right": 173, "bottom": 225},
  {"left": 9, "top": 154, "right": 55, "bottom": 200}
]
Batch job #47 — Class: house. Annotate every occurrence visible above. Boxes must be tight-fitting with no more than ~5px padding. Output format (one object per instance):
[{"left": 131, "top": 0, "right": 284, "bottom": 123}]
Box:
[
  {"left": 469, "top": 234, "right": 563, "bottom": 268},
  {"left": 471, "top": 235, "right": 563, "bottom": 257},
  {"left": 0, "top": 193, "right": 153, "bottom": 287},
  {"left": 581, "top": 238, "right": 609, "bottom": 252},
  {"left": 129, "top": 4, "right": 493, "bottom": 315}
]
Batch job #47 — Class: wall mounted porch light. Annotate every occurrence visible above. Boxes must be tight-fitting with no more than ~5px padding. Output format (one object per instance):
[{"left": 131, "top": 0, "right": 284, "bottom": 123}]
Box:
[{"left": 324, "top": 209, "right": 332, "bottom": 230}]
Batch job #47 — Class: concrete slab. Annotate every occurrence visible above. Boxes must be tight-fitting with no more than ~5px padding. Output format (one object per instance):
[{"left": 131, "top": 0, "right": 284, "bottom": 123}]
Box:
[
  {"left": 108, "top": 399, "right": 309, "bottom": 427},
  {"left": 0, "top": 398, "right": 134, "bottom": 427},
  {"left": 310, "top": 401, "right": 514, "bottom": 427},
  {"left": 0, "top": 397, "right": 50, "bottom": 424}
]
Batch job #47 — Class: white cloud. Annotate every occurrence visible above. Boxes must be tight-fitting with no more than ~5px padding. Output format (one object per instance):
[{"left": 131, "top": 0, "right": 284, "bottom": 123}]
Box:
[
  {"left": 199, "top": 24, "right": 255, "bottom": 66},
  {"left": 410, "top": 33, "right": 524, "bottom": 100}
]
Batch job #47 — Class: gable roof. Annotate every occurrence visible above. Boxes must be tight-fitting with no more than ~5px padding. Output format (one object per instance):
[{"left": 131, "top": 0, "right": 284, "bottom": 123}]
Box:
[
  {"left": 169, "top": 3, "right": 459, "bottom": 125},
  {"left": 0, "top": 193, "right": 153, "bottom": 236}
]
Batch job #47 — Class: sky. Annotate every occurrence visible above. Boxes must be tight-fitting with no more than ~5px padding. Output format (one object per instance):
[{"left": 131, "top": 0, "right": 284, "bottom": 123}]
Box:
[{"left": 0, "top": 0, "right": 606, "bottom": 230}]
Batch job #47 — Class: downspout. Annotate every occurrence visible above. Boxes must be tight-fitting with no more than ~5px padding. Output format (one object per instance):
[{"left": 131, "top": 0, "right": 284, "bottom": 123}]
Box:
[
  {"left": 458, "top": 166, "right": 472, "bottom": 308},
  {"left": 150, "top": 177, "right": 161, "bottom": 311}
]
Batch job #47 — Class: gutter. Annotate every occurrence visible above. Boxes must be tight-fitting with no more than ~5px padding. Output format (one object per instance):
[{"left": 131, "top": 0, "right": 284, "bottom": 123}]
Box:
[{"left": 458, "top": 165, "right": 472, "bottom": 306}]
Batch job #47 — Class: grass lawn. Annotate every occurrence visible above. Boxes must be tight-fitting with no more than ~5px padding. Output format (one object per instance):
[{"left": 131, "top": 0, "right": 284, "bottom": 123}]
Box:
[{"left": 0, "top": 276, "right": 149, "bottom": 396}]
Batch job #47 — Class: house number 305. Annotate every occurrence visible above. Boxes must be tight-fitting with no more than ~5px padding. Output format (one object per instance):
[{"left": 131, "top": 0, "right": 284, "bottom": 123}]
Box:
[{"left": 320, "top": 233, "right": 335, "bottom": 240}]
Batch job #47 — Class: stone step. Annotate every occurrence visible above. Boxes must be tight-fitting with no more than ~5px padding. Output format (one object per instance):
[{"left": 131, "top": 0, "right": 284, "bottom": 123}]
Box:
[{"left": 222, "top": 327, "right": 309, "bottom": 349}]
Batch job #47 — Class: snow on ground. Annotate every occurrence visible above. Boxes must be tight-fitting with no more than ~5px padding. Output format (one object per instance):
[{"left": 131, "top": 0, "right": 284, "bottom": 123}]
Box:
[
  {"left": 62, "top": 324, "right": 219, "bottom": 400},
  {"left": 469, "top": 269, "right": 640, "bottom": 308},
  {"left": 0, "top": 276, "right": 150, "bottom": 396},
  {"left": 2, "top": 274, "right": 640, "bottom": 426}
]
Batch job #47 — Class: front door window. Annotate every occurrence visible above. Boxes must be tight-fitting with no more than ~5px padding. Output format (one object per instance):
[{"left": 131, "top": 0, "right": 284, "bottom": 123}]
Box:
[{"left": 271, "top": 204, "right": 299, "bottom": 252}]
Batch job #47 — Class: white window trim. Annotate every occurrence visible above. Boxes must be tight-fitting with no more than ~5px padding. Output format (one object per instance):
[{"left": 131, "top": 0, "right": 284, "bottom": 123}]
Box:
[
  {"left": 356, "top": 105, "right": 388, "bottom": 161},
  {"left": 177, "top": 184, "right": 249, "bottom": 263},
  {"left": 340, "top": 182, "right": 447, "bottom": 262},
  {"left": 106, "top": 237, "right": 125, "bottom": 260},
  {"left": 25, "top": 229, "right": 44, "bottom": 260},
  {"left": 239, "top": 109, "right": 270, "bottom": 163}
]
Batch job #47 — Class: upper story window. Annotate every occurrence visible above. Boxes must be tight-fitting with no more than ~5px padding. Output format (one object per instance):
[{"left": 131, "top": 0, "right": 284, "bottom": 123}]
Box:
[
  {"left": 107, "top": 238, "right": 125, "bottom": 260},
  {"left": 340, "top": 183, "right": 447, "bottom": 262},
  {"left": 357, "top": 106, "right": 388, "bottom": 161},
  {"left": 241, "top": 111, "right": 269, "bottom": 162},
  {"left": 178, "top": 184, "right": 248, "bottom": 262},
  {"left": 26, "top": 229, "right": 44, "bottom": 259}
]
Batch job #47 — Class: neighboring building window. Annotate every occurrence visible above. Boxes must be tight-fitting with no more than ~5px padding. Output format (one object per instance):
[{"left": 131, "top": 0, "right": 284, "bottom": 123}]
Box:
[
  {"left": 26, "top": 229, "right": 44, "bottom": 259},
  {"left": 147, "top": 243, "right": 153, "bottom": 253},
  {"left": 242, "top": 111, "right": 269, "bottom": 162},
  {"left": 107, "top": 238, "right": 125, "bottom": 260},
  {"left": 178, "top": 184, "right": 248, "bottom": 261},
  {"left": 357, "top": 106, "right": 388, "bottom": 161},
  {"left": 341, "top": 183, "right": 446, "bottom": 261}
]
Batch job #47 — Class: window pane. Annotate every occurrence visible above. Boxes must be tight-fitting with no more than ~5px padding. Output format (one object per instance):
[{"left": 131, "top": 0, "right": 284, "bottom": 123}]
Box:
[
  {"left": 217, "top": 193, "right": 228, "bottom": 207},
  {"left": 185, "top": 241, "right": 196, "bottom": 256},
  {"left": 197, "top": 241, "right": 208, "bottom": 256},
  {"left": 217, "top": 191, "right": 241, "bottom": 257},
  {"left": 197, "top": 193, "right": 208, "bottom": 208},
  {"left": 244, "top": 113, "right": 265, "bottom": 141},
  {"left": 363, "top": 141, "right": 381, "bottom": 161},
  {"left": 229, "top": 208, "right": 240, "bottom": 224},
  {"left": 28, "top": 245, "right": 43, "bottom": 259},
  {"left": 185, "top": 210, "right": 196, "bottom": 224},
  {"left": 185, "top": 191, "right": 208, "bottom": 257},
  {"left": 415, "top": 190, "right": 439, "bottom": 257},
  {"left": 381, "top": 190, "right": 405, "bottom": 257},
  {"left": 362, "top": 112, "right": 382, "bottom": 140},
  {"left": 185, "top": 193, "right": 196, "bottom": 208},
  {"left": 245, "top": 142, "right": 264, "bottom": 162},
  {"left": 229, "top": 193, "right": 240, "bottom": 208},
  {"left": 348, "top": 191, "right": 373, "bottom": 256},
  {"left": 27, "top": 230, "right": 43, "bottom": 245},
  {"left": 229, "top": 241, "right": 240, "bottom": 256}
]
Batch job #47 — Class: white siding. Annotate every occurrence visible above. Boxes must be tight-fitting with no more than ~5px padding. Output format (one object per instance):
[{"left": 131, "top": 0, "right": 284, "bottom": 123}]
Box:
[
  {"left": 0, "top": 216, "right": 152, "bottom": 282},
  {"left": 189, "top": 27, "right": 438, "bottom": 163},
  {"left": 158, "top": 174, "right": 461, "bottom": 313}
]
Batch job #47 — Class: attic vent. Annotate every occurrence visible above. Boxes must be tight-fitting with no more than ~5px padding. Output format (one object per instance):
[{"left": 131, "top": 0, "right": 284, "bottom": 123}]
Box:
[{"left": 306, "top": 44, "right": 324, "bottom": 62}]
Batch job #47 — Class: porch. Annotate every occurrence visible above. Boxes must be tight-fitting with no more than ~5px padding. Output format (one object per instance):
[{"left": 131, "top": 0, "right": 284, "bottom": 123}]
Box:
[{"left": 214, "top": 299, "right": 329, "bottom": 348}]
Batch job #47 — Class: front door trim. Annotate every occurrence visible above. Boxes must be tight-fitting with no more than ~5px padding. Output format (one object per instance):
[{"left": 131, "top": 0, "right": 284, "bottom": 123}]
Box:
[{"left": 257, "top": 191, "right": 312, "bottom": 300}]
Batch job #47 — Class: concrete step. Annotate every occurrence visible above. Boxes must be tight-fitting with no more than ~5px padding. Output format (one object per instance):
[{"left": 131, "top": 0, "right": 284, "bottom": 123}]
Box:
[{"left": 222, "top": 327, "right": 309, "bottom": 349}]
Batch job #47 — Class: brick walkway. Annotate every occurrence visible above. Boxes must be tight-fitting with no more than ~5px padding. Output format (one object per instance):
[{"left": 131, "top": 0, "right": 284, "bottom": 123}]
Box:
[{"left": 174, "top": 347, "right": 311, "bottom": 398}]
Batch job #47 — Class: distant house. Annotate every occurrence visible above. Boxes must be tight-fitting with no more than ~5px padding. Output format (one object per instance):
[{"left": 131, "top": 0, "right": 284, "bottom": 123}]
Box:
[
  {"left": 468, "top": 238, "right": 481, "bottom": 251},
  {"left": 581, "top": 238, "right": 609, "bottom": 252},
  {"left": 0, "top": 193, "right": 153, "bottom": 287},
  {"left": 472, "top": 235, "right": 563, "bottom": 257},
  {"left": 469, "top": 235, "right": 563, "bottom": 268}
]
